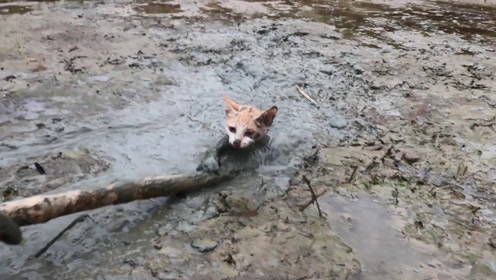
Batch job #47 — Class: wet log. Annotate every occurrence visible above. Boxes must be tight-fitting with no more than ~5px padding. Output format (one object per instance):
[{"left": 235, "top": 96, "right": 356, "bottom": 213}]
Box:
[{"left": 0, "top": 173, "right": 232, "bottom": 227}]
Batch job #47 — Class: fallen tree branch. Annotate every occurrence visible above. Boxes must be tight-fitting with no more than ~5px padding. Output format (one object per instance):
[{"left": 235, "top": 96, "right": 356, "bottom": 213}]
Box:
[{"left": 0, "top": 173, "right": 232, "bottom": 227}]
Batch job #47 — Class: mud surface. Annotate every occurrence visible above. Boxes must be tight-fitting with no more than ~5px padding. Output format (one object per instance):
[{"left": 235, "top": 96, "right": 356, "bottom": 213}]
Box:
[{"left": 1, "top": 0, "right": 496, "bottom": 279}]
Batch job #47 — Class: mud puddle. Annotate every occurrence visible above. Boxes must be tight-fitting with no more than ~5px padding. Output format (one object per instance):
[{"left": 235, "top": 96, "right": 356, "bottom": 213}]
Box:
[
  {"left": 322, "top": 194, "right": 427, "bottom": 279},
  {"left": 322, "top": 193, "right": 465, "bottom": 280},
  {"left": 1, "top": 0, "right": 349, "bottom": 278},
  {"left": 2, "top": 0, "right": 496, "bottom": 279}
]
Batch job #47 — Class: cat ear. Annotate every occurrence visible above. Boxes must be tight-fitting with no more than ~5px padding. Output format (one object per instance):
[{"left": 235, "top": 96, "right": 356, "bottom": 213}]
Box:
[
  {"left": 223, "top": 96, "right": 240, "bottom": 117},
  {"left": 256, "top": 106, "right": 278, "bottom": 127}
]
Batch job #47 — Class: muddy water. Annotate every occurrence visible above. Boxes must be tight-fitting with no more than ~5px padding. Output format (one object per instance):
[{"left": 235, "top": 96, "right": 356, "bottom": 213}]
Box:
[
  {"left": 322, "top": 194, "right": 463, "bottom": 280},
  {"left": 1, "top": 0, "right": 496, "bottom": 279},
  {"left": 322, "top": 195, "right": 424, "bottom": 279},
  {"left": 1, "top": 0, "right": 348, "bottom": 278}
]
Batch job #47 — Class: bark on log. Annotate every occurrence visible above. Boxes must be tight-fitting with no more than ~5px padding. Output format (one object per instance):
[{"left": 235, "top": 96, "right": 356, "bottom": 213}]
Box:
[{"left": 0, "top": 173, "right": 232, "bottom": 227}]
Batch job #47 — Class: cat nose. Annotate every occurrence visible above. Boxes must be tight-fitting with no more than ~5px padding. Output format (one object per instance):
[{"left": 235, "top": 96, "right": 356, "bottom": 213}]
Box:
[{"left": 233, "top": 139, "right": 241, "bottom": 148}]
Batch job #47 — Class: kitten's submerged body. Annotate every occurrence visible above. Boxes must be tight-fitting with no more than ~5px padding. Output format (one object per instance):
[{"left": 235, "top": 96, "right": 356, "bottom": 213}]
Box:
[{"left": 197, "top": 96, "right": 278, "bottom": 174}]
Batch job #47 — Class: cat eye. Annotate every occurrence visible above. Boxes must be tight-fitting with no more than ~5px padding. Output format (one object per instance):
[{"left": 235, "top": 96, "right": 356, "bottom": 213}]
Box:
[
  {"left": 245, "top": 130, "right": 254, "bottom": 137},
  {"left": 229, "top": 126, "right": 236, "bottom": 133}
]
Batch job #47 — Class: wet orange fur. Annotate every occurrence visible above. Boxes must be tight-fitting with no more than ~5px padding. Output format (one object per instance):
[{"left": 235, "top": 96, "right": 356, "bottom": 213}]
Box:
[{"left": 223, "top": 96, "right": 278, "bottom": 148}]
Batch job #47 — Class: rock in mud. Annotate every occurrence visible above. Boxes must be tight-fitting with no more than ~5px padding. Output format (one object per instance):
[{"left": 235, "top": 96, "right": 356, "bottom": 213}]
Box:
[
  {"left": 53, "top": 124, "right": 65, "bottom": 132},
  {"left": 402, "top": 150, "right": 420, "bottom": 165},
  {"left": 191, "top": 238, "right": 218, "bottom": 253},
  {"left": 129, "top": 268, "right": 156, "bottom": 280},
  {"left": 329, "top": 114, "right": 348, "bottom": 129},
  {"left": 337, "top": 186, "right": 352, "bottom": 198},
  {"left": 212, "top": 192, "right": 258, "bottom": 216}
]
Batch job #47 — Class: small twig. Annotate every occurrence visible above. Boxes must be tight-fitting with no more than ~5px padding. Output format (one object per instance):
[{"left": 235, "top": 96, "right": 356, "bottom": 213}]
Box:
[
  {"left": 35, "top": 214, "right": 93, "bottom": 258},
  {"left": 381, "top": 146, "right": 394, "bottom": 163},
  {"left": 348, "top": 166, "right": 358, "bottom": 183},
  {"left": 296, "top": 85, "right": 319, "bottom": 108},
  {"left": 300, "top": 175, "right": 325, "bottom": 218},
  {"left": 303, "top": 148, "right": 320, "bottom": 166},
  {"left": 299, "top": 190, "right": 327, "bottom": 212}
]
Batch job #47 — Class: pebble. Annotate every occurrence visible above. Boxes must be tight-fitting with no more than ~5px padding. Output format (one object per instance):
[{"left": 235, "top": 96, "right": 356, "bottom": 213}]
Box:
[
  {"left": 337, "top": 187, "right": 351, "bottom": 198},
  {"left": 329, "top": 114, "right": 347, "bottom": 129},
  {"left": 402, "top": 151, "right": 420, "bottom": 165},
  {"left": 191, "top": 238, "right": 218, "bottom": 253},
  {"left": 53, "top": 124, "right": 65, "bottom": 132}
]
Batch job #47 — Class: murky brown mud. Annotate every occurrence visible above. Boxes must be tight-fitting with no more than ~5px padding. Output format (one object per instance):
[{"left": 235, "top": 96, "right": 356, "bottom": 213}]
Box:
[{"left": 1, "top": 0, "right": 496, "bottom": 279}]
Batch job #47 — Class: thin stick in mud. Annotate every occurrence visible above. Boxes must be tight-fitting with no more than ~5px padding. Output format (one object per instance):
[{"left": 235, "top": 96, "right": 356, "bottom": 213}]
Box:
[
  {"left": 296, "top": 85, "right": 319, "bottom": 108},
  {"left": 348, "top": 166, "right": 358, "bottom": 183},
  {"left": 300, "top": 175, "right": 325, "bottom": 218},
  {"left": 34, "top": 214, "right": 93, "bottom": 258},
  {"left": 299, "top": 189, "right": 326, "bottom": 213}
]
